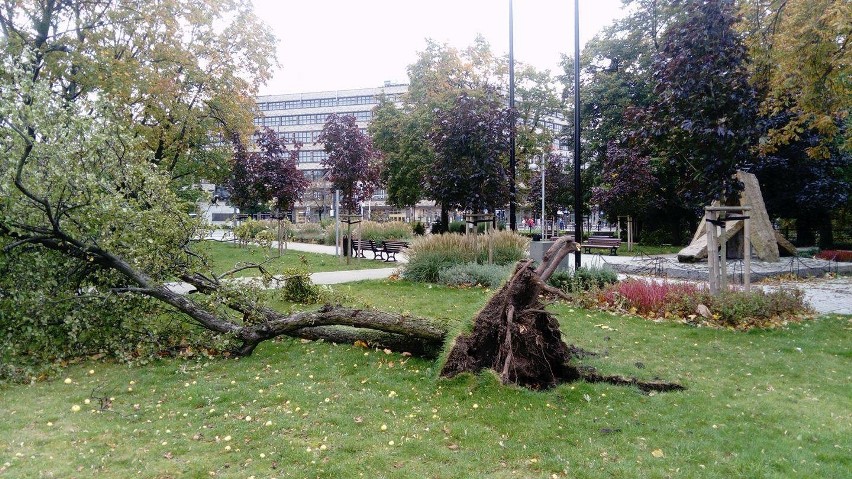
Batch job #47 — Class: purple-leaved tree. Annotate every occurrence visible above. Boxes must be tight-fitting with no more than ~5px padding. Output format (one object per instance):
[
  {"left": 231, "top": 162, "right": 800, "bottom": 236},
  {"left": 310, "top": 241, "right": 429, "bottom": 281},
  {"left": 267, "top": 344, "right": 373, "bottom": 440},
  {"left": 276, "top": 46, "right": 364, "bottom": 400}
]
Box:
[
  {"left": 427, "top": 90, "right": 514, "bottom": 225},
  {"left": 230, "top": 128, "right": 309, "bottom": 251},
  {"left": 317, "top": 114, "right": 382, "bottom": 215}
]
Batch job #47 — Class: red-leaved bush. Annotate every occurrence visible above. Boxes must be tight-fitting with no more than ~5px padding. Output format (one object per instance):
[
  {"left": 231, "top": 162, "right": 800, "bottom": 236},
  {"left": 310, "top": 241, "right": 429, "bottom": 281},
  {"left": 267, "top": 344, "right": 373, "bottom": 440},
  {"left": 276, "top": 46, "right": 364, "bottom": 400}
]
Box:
[
  {"left": 595, "top": 279, "right": 811, "bottom": 329},
  {"left": 603, "top": 280, "right": 701, "bottom": 316},
  {"left": 815, "top": 250, "right": 852, "bottom": 262}
]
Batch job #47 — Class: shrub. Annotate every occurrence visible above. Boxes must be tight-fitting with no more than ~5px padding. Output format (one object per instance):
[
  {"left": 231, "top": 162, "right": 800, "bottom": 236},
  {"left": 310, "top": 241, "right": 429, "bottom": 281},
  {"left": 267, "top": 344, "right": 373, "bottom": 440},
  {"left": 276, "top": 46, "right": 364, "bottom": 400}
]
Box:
[
  {"left": 595, "top": 279, "right": 810, "bottom": 329},
  {"left": 233, "top": 219, "right": 271, "bottom": 245},
  {"left": 413, "top": 221, "right": 426, "bottom": 236},
  {"left": 548, "top": 266, "right": 618, "bottom": 293},
  {"left": 403, "top": 232, "right": 528, "bottom": 282},
  {"left": 437, "top": 263, "right": 512, "bottom": 288},
  {"left": 290, "top": 222, "right": 326, "bottom": 244},
  {"left": 448, "top": 221, "right": 466, "bottom": 234},
  {"left": 638, "top": 228, "right": 670, "bottom": 246},
  {"left": 279, "top": 268, "right": 323, "bottom": 304},
  {"left": 713, "top": 288, "right": 809, "bottom": 328},
  {"left": 815, "top": 250, "right": 852, "bottom": 262}
]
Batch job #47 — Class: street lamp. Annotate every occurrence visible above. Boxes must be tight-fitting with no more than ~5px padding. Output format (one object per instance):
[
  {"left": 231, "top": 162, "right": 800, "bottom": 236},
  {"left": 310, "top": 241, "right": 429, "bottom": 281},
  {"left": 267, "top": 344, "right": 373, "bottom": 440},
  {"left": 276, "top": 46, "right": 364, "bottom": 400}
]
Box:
[
  {"left": 572, "top": 0, "right": 582, "bottom": 267},
  {"left": 508, "top": 0, "right": 517, "bottom": 231}
]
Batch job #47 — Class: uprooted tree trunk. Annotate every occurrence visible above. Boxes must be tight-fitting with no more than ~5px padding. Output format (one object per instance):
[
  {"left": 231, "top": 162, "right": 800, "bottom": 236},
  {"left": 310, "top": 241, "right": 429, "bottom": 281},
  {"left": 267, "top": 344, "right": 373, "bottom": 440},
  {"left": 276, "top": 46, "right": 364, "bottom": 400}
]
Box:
[
  {"left": 440, "top": 236, "right": 684, "bottom": 392},
  {"left": 5, "top": 221, "right": 680, "bottom": 392}
]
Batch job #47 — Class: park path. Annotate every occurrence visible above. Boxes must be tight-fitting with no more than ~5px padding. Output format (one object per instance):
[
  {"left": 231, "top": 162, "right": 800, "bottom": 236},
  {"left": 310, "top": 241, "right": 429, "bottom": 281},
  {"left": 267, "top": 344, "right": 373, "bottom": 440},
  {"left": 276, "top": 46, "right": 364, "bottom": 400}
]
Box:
[{"left": 202, "top": 230, "right": 850, "bottom": 315}]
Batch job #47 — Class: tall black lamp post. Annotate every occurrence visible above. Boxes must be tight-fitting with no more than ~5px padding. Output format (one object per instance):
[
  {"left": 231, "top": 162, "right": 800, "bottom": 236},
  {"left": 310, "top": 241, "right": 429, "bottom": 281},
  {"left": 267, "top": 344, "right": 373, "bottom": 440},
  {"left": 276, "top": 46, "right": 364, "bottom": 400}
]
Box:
[
  {"left": 573, "top": 0, "right": 582, "bottom": 267},
  {"left": 508, "top": 0, "right": 517, "bottom": 231}
]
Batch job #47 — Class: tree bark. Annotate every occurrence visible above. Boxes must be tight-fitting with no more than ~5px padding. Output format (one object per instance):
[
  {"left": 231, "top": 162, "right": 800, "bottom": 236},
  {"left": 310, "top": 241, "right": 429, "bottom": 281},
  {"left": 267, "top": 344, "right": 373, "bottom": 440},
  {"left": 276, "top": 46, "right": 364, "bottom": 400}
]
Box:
[
  {"left": 439, "top": 236, "right": 684, "bottom": 392},
  {"left": 440, "top": 237, "right": 582, "bottom": 389}
]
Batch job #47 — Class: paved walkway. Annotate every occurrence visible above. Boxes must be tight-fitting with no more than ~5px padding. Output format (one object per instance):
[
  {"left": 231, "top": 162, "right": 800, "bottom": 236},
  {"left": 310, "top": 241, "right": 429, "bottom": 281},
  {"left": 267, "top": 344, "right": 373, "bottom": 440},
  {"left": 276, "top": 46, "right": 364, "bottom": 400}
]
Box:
[
  {"left": 203, "top": 231, "right": 850, "bottom": 315},
  {"left": 543, "top": 252, "right": 852, "bottom": 315}
]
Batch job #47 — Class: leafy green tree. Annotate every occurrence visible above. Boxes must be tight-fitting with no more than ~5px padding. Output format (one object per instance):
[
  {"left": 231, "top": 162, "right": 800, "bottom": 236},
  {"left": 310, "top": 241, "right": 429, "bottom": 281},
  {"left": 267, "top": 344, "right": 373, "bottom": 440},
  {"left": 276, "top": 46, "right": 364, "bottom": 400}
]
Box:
[
  {"left": 0, "top": 0, "right": 276, "bottom": 191},
  {"left": 1, "top": 2, "right": 438, "bottom": 374},
  {"left": 371, "top": 38, "right": 558, "bottom": 229},
  {"left": 369, "top": 98, "right": 431, "bottom": 209},
  {"left": 741, "top": 0, "right": 851, "bottom": 158},
  {"left": 525, "top": 153, "right": 575, "bottom": 219}
]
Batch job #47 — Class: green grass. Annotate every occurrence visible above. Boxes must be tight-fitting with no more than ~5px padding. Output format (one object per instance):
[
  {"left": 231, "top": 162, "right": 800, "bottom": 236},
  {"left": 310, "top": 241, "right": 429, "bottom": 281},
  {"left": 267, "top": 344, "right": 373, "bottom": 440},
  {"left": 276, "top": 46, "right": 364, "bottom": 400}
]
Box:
[
  {"left": 1, "top": 280, "right": 849, "bottom": 478},
  {"left": 198, "top": 240, "right": 392, "bottom": 277}
]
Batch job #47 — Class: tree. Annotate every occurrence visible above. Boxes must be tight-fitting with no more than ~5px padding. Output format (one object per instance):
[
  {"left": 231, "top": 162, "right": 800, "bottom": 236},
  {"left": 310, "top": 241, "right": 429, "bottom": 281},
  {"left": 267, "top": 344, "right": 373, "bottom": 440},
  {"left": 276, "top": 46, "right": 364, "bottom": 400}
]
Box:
[
  {"left": 317, "top": 114, "right": 382, "bottom": 214},
  {"left": 742, "top": 0, "right": 851, "bottom": 158},
  {"left": 0, "top": 2, "right": 437, "bottom": 373},
  {"left": 370, "top": 38, "right": 558, "bottom": 230},
  {"left": 634, "top": 0, "right": 758, "bottom": 242},
  {"left": 229, "top": 128, "right": 309, "bottom": 216},
  {"left": 592, "top": 141, "right": 659, "bottom": 221},
  {"left": 427, "top": 90, "right": 514, "bottom": 214},
  {"left": 751, "top": 113, "right": 851, "bottom": 247},
  {"left": 0, "top": 0, "right": 276, "bottom": 192},
  {"left": 526, "top": 153, "right": 574, "bottom": 219},
  {"left": 369, "top": 98, "right": 431, "bottom": 209}
]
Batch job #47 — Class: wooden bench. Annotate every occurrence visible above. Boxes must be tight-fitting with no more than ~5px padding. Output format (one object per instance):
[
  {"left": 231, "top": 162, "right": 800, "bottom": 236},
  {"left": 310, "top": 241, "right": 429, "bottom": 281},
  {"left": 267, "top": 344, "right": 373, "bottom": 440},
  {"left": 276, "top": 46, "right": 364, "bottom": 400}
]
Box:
[
  {"left": 350, "top": 239, "right": 372, "bottom": 259},
  {"left": 351, "top": 239, "right": 386, "bottom": 260},
  {"left": 583, "top": 236, "right": 621, "bottom": 255},
  {"left": 380, "top": 240, "right": 409, "bottom": 262}
]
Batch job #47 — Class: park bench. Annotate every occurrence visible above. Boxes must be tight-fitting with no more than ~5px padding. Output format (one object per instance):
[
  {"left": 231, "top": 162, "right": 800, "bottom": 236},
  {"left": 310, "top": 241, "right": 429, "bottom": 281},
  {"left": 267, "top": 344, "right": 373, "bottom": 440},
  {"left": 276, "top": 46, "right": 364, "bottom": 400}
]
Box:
[
  {"left": 380, "top": 240, "right": 409, "bottom": 262},
  {"left": 583, "top": 236, "right": 622, "bottom": 255},
  {"left": 351, "top": 239, "right": 386, "bottom": 260},
  {"left": 350, "top": 239, "right": 372, "bottom": 258}
]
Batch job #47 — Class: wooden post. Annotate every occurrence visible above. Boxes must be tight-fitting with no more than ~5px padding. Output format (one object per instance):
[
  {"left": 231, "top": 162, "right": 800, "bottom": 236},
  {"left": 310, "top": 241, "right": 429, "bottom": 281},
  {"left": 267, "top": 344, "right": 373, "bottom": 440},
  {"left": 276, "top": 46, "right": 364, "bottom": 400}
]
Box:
[
  {"left": 705, "top": 209, "right": 719, "bottom": 295},
  {"left": 705, "top": 206, "right": 752, "bottom": 295},
  {"left": 627, "top": 216, "right": 633, "bottom": 252},
  {"left": 743, "top": 212, "right": 751, "bottom": 291},
  {"left": 719, "top": 214, "right": 728, "bottom": 292}
]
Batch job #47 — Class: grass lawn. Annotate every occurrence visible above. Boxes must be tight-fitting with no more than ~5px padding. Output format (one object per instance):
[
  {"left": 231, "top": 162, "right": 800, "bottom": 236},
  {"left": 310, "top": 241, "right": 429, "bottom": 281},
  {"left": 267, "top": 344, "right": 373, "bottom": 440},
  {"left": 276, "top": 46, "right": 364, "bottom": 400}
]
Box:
[
  {"left": 1, "top": 280, "right": 849, "bottom": 478},
  {"left": 198, "top": 240, "right": 393, "bottom": 277}
]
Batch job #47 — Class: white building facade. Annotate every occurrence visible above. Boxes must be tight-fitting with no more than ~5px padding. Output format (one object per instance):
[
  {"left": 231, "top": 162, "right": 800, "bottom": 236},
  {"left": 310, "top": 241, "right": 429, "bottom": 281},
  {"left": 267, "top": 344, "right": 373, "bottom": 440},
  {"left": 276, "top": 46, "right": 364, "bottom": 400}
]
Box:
[{"left": 254, "top": 83, "right": 438, "bottom": 223}]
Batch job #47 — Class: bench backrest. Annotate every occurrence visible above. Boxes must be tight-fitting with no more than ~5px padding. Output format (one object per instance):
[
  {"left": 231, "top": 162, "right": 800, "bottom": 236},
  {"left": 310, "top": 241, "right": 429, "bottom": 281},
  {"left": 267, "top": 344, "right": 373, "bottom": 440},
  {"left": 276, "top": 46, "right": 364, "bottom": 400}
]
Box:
[
  {"left": 587, "top": 237, "right": 621, "bottom": 245},
  {"left": 382, "top": 240, "right": 409, "bottom": 250}
]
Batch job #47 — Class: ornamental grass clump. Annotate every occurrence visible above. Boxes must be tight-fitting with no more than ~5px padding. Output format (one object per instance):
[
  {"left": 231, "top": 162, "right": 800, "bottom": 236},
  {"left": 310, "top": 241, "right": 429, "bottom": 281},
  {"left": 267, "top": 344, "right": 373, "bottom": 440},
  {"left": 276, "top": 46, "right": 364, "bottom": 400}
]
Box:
[
  {"left": 323, "top": 220, "right": 413, "bottom": 245},
  {"left": 437, "top": 263, "right": 513, "bottom": 288},
  {"left": 290, "top": 222, "right": 326, "bottom": 244},
  {"left": 602, "top": 280, "right": 702, "bottom": 316},
  {"left": 547, "top": 266, "right": 618, "bottom": 293},
  {"left": 403, "top": 232, "right": 528, "bottom": 283}
]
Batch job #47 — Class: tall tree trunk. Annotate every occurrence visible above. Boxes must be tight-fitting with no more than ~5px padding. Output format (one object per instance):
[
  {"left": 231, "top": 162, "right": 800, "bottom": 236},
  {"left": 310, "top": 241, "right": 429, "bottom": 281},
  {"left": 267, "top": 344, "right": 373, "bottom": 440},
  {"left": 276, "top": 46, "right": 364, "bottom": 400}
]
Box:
[{"left": 440, "top": 205, "right": 449, "bottom": 233}]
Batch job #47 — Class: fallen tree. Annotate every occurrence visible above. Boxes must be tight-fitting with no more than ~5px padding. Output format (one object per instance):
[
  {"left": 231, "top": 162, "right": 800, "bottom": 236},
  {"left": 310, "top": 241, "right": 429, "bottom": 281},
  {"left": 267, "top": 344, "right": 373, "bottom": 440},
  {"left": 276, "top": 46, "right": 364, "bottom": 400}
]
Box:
[{"left": 440, "top": 236, "right": 684, "bottom": 392}]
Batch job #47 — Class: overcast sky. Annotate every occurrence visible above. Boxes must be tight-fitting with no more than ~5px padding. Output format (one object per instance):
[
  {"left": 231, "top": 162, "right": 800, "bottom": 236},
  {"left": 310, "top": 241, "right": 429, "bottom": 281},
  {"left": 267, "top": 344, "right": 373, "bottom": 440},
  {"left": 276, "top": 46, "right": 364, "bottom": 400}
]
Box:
[{"left": 251, "top": 0, "right": 627, "bottom": 95}]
